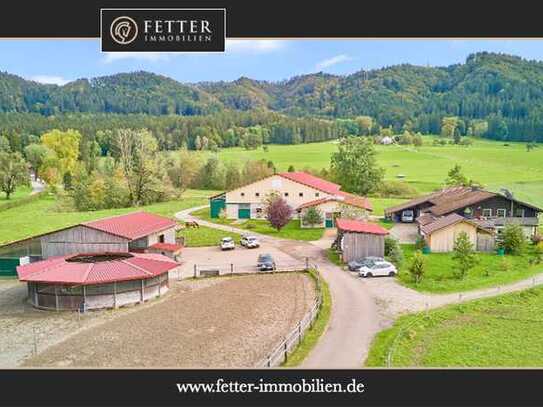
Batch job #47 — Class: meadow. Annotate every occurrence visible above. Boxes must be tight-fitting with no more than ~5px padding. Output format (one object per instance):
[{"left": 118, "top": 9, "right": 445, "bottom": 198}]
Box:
[
  {"left": 365, "top": 287, "right": 543, "bottom": 367},
  {"left": 397, "top": 245, "right": 543, "bottom": 293},
  {"left": 213, "top": 136, "right": 543, "bottom": 208},
  {"left": 0, "top": 190, "right": 215, "bottom": 245}
]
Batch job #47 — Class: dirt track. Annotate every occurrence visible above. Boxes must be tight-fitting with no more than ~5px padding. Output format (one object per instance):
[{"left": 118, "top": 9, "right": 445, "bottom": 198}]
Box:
[{"left": 23, "top": 273, "right": 315, "bottom": 368}]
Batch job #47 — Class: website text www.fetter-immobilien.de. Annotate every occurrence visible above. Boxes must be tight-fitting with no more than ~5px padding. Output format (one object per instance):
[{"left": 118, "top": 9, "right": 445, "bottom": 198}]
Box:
[{"left": 176, "top": 378, "right": 366, "bottom": 394}]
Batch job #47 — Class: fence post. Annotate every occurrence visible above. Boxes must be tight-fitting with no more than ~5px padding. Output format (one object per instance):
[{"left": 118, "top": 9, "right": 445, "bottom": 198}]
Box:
[
  {"left": 305, "top": 257, "right": 309, "bottom": 271},
  {"left": 231, "top": 263, "right": 234, "bottom": 275},
  {"left": 194, "top": 264, "right": 197, "bottom": 278},
  {"left": 267, "top": 356, "right": 271, "bottom": 368},
  {"left": 33, "top": 327, "right": 38, "bottom": 356},
  {"left": 298, "top": 322, "right": 302, "bottom": 345}
]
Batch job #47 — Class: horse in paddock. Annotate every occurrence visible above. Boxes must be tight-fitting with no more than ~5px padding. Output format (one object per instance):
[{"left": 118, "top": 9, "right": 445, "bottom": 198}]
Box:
[{"left": 184, "top": 220, "right": 200, "bottom": 228}]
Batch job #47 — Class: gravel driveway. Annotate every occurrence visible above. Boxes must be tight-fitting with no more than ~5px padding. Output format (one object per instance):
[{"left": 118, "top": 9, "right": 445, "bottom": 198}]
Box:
[{"left": 389, "top": 223, "right": 419, "bottom": 244}]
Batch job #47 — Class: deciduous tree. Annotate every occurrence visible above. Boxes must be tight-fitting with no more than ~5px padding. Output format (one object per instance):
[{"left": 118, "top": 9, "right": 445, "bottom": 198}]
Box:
[
  {"left": 264, "top": 192, "right": 292, "bottom": 231},
  {"left": 0, "top": 152, "right": 30, "bottom": 199},
  {"left": 302, "top": 207, "right": 323, "bottom": 228},
  {"left": 330, "top": 136, "right": 384, "bottom": 196}
]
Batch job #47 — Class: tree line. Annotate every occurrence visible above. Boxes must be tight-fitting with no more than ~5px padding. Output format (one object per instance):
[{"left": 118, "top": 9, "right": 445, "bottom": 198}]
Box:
[{"left": 2, "top": 52, "right": 543, "bottom": 141}]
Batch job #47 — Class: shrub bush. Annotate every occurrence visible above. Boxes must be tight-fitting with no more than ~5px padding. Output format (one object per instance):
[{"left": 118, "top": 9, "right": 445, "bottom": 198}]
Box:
[
  {"left": 377, "top": 180, "right": 418, "bottom": 198},
  {"left": 499, "top": 224, "right": 526, "bottom": 255},
  {"left": 408, "top": 250, "right": 426, "bottom": 284},
  {"left": 384, "top": 236, "right": 404, "bottom": 267}
]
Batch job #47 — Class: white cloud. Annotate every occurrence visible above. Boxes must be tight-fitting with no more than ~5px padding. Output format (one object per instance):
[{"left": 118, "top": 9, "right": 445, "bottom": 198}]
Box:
[
  {"left": 29, "top": 75, "right": 70, "bottom": 86},
  {"left": 225, "top": 39, "right": 285, "bottom": 54},
  {"left": 102, "top": 52, "right": 170, "bottom": 64},
  {"left": 315, "top": 54, "right": 354, "bottom": 70}
]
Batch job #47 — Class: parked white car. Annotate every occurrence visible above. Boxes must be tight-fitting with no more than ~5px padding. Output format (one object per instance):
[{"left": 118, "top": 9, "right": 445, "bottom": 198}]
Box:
[
  {"left": 401, "top": 209, "right": 414, "bottom": 223},
  {"left": 358, "top": 261, "right": 397, "bottom": 278},
  {"left": 220, "top": 237, "right": 235, "bottom": 251},
  {"left": 240, "top": 235, "right": 260, "bottom": 248}
]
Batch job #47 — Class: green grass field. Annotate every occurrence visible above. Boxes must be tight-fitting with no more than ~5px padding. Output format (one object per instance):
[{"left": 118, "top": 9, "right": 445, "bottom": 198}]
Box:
[
  {"left": 0, "top": 185, "right": 33, "bottom": 209},
  {"left": 191, "top": 207, "right": 325, "bottom": 241},
  {"left": 398, "top": 245, "right": 543, "bottom": 293},
  {"left": 0, "top": 190, "right": 215, "bottom": 245},
  {"left": 212, "top": 136, "right": 543, "bottom": 208},
  {"left": 177, "top": 226, "right": 241, "bottom": 247},
  {"left": 366, "top": 287, "right": 543, "bottom": 367}
]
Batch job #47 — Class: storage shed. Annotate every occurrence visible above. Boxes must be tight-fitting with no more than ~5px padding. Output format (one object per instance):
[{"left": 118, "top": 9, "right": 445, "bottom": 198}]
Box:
[
  {"left": 419, "top": 213, "right": 494, "bottom": 253},
  {"left": 335, "top": 218, "right": 389, "bottom": 262},
  {"left": 17, "top": 252, "right": 181, "bottom": 311}
]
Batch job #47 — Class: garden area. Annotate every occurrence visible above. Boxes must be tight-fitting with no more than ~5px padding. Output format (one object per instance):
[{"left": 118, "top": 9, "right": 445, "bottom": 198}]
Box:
[
  {"left": 397, "top": 244, "right": 543, "bottom": 293},
  {"left": 0, "top": 190, "right": 213, "bottom": 246},
  {"left": 396, "top": 224, "right": 543, "bottom": 294},
  {"left": 366, "top": 286, "right": 543, "bottom": 367}
]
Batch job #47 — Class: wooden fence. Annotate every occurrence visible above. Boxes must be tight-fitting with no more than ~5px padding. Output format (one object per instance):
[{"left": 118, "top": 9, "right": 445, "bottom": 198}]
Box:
[
  {"left": 191, "top": 260, "right": 323, "bottom": 368},
  {"left": 190, "top": 258, "right": 313, "bottom": 279},
  {"left": 256, "top": 266, "right": 322, "bottom": 368}
]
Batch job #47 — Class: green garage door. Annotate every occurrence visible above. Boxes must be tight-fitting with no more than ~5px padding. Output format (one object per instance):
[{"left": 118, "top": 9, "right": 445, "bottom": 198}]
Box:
[
  {"left": 0, "top": 257, "right": 23, "bottom": 277},
  {"left": 238, "top": 204, "right": 251, "bottom": 219},
  {"left": 325, "top": 213, "right": 334, "bottom": 228},
  {"left": 210, "top": 196, "right": 226, "bottom": 218}
]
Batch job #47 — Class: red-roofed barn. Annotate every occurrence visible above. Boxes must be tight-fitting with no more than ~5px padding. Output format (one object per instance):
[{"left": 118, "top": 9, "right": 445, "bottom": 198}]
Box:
[{"left": 38, "top": 212, "right": 180, "bottom": 260}]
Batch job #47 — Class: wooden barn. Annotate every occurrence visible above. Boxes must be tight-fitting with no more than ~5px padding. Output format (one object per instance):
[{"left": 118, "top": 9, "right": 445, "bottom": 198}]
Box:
[
  {"left": 38, "top": 212, "right": 181, "bottom": 259},
  {"left": 334, "top": 218, "right": 389, "bottom": 262}
]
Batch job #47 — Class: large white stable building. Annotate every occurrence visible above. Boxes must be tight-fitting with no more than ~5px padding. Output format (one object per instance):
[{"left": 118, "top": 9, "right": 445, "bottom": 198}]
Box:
[{"left": 209, "top": 172, "right": 372, "bottom": 228}]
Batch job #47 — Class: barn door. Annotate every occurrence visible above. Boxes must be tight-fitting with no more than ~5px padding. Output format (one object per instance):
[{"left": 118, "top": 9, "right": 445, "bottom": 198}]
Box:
[{"left": 476, "top": 233, "right": 495, "bottom": 252}]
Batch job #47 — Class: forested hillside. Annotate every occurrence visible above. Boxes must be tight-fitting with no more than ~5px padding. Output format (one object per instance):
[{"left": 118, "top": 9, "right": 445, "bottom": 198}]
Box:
[{"left": 2, "top": 52, "right": 543, "bottom": 141}]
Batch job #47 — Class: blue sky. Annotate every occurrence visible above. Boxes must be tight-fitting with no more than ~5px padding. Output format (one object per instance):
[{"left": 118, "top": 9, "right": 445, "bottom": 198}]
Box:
[{"left": 1, "top": 39, "right": 543, "bottom": 85}]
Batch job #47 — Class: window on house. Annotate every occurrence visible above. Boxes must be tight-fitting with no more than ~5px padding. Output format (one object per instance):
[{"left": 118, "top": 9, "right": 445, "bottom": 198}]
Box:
[
  {"left": 299, "top": 192, "right": 304, "bottom": 197},
  {"left": 256, "top": 208, "right": 262, "bottom": 214},
  {"left": 255, "top": 192, "right": 260, "bottom": 197},
  {"left": 496, "top": 209, "right": 507, "bottom": 217},
  {"left": 241, "top": 192, "right": 245, "bottom": 197},
  {"left": 284, "top": 192, "right": 289, "bottom": 197},
  {"left": 315, "top": 192, "right": 320, "bottom": 197},
  {"left": 515, "top": 208, "right": 525, "bottom": 217},
  {"left": 159, "top": 234, "right": 165, "bottom": 243},
  {"left": 482, "top": 208, "right": 492, "bottom": 218}
]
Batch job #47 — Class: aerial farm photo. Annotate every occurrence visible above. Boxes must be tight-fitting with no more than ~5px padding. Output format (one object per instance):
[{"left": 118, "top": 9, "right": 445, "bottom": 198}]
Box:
[{"left": 0, "top": 39, "right": 542, "bottom": 369}]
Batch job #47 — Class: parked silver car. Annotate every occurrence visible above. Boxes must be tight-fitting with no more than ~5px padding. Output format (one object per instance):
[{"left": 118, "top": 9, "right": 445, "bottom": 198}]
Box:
[
  {"left": 220, "top": 237, "right": 235, "bottom": 251},
  {"left": 347, "top": 256, "right": 384, "bottom": 271},
  {"left": 240, "top": 235, "right": 260, "bottom": 248}
]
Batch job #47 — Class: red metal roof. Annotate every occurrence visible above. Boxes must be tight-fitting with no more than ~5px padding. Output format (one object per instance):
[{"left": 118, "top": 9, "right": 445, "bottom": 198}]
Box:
[
  {"left": 83, "top": 212, "right": 177, "bottom": 240},
  {"left": 279, "top": 172, "right": 341, "bottom": 195},
  {"left": 17, "top": 252, "right": 179, "bottom": 285},
  {"left": 297, "top": 192, "right": 372, "bottom": 211},
  {"left": 336, "top": 218, "right": 389, "bottom": 235},
  {"left": 149, "top": 242, "right": 183, "bottom": 252}
]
